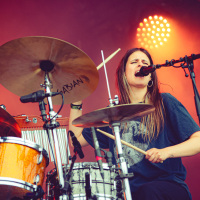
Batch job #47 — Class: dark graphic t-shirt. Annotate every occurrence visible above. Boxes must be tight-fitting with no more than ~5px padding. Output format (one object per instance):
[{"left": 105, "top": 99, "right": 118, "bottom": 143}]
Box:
[{"left": 82, "top": 93, "right": 200, "bottom": 199}]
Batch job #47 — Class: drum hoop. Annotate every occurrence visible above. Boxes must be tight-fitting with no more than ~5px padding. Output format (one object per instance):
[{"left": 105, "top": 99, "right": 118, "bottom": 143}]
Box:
[
  {"left": 0, "top": 177, "right": 37, "bottom": 191},
  {"left": 0, "top": 136, "right": 49, "bottom": 166},
  {"left": 73, "top": 193, "right": 114, "bottom": 198},
  {"left": 67, "top": 162, "right": 114, "bottom": 170}
]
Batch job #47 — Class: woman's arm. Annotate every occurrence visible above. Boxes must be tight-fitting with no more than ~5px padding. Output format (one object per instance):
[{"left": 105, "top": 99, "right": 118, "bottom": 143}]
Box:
[
  {"left": 69, "top": 101, "right": 89, "bottom": 147},
  {"left": 146, "top": 131, "right": 200, "bottom": 163}
]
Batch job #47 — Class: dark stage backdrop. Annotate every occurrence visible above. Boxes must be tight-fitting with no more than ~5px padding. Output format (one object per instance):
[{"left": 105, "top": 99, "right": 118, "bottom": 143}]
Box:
[{"left": 0, "top": 0, "right": 200, "bottom": 199}]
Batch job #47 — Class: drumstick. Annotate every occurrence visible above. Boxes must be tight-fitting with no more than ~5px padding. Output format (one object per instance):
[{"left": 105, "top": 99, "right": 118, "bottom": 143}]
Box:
[
  {"left": 97, "top": 48, "right": 121, "bottom": 70},
  {"left": 96, "top": 128, "right": 147, "bottom": 155},
  {"left": 97, "top": 129, "right": 163, "bottom": 163}
]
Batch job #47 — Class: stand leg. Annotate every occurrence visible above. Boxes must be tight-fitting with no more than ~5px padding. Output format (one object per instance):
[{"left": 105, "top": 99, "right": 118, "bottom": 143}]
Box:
[
  {"left": 112, "top": 123, "right": 132, "bottom": 200},
  {"left": 52, "top": 128, "right": 65, "bottom": 189},
  {"left": 44, "top": 73, "right": 65, "bottom": 189}
]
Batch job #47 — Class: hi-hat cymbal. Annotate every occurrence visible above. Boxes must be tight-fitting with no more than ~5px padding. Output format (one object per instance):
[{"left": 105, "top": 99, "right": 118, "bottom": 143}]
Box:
[
  {"left": 0, "top": 108, "right": 21, "bottom": 137},
  {"left": 72, "top": 104, "right": 155, "bottom": 128},
  {"left": 0, "top": 36, "right": 99, "bottom": 105}
]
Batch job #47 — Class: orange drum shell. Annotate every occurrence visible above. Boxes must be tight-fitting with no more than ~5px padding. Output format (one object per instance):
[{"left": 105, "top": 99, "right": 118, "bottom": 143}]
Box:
[{"left": 0, "top": 142, "right": 47, "bottom": 186}]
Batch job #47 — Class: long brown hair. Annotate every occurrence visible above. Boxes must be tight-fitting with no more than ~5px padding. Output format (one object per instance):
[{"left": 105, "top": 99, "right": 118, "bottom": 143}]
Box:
[{"left": 116, "top": 48, "right": 164, "bottom": 141}]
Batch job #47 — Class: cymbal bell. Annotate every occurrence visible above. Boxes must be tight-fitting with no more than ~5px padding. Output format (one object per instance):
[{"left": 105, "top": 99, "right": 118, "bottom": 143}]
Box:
[
  {"left": 0, "top": 36, "right": 99, "bottom": 105},
  {"left": 0, "top": 107, "right": 21, "bottom": 137},
  {"left": 72, "top": 104, "right": 155, "bottom": 128}
]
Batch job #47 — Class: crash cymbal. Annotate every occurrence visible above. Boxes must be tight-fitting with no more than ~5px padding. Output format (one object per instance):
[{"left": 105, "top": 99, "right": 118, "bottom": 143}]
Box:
[
  {"left": 72, "top": 103, "right": 155, "bottom": 128},
  {"left": 0, "top": 36, "right": 99, "bottom": 105},
  {"left": 0, "top": 107, "right": 21, "bottom": 137}
]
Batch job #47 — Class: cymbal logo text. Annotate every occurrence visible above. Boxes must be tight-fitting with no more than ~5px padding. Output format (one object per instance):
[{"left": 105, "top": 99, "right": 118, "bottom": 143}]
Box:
[{"left": 57, "top": 77, "right": 84, "bottom": 94}]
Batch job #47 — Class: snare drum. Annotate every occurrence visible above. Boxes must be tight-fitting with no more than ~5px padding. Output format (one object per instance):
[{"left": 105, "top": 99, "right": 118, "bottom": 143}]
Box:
[
  {"left": 47, "top": 162, "right": 118, "bottom": 200},
  {"left": 69, "top": 162, "right": 118, "bottom": 199},
  {"left": 0, "top": 137, "right": 49, "bottom": 199}
]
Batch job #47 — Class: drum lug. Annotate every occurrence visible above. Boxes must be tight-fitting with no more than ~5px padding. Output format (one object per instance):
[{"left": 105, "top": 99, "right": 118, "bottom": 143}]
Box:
[
  {"left": 34, "top": 174, "right": 40, "bottom": 185},
  {"left": 37, "top": 152, "right": 43, "bottom": 164}
]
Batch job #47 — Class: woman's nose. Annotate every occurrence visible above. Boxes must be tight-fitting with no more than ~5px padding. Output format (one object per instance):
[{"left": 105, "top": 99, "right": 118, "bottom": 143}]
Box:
[{"left": 138, "top": 61, "right": 143, "bottom": 67}]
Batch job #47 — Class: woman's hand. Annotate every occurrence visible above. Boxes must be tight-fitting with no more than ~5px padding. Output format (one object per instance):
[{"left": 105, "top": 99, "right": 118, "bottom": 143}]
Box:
[
  {"left": 145, "top": 131, "right": 200, "bottom": 163},
  {"left": 145, "top": 148, "right": 170, "bottom": 163}
]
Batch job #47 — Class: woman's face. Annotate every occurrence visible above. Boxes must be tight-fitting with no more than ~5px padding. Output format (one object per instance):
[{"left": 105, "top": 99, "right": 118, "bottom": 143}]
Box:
[{"left": 125, "top": 50, "right": 151, "bottom": 89}]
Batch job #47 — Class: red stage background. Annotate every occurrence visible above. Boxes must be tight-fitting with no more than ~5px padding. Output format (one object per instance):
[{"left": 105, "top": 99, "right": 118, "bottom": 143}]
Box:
[{"left": 0, "top": 0, "right": 200, "bottom": 199}]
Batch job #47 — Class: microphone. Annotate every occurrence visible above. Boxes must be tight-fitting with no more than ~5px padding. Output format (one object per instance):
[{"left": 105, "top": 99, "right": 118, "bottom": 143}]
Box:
[
  {"left": 69, "top": 130, "right": 84, "bottom": 159},
  {"left": 20, "top": 90, "right": 59, "bottom": 103},
  {"left": 91, "top": 127, "right": 104, "bottom": 179},
  {"left": 135, "top": 65, "right": 156, "bottom": 77},
  {"left": 85, "top": 172, "right": 92, "bottom": 199}
]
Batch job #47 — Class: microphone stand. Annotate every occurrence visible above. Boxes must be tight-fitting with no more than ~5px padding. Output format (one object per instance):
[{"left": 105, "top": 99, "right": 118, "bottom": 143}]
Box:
[
  {"left": 183, "top": 56, "right": 200, "bottom": 124},
  {"left": 162, "top": 54, "right": 200, "bottom": 124},
  {"left": 64, "top": 153, "right": 77, "bottom": 199},
  {"left": 91, "top": 127, "right": 104, "bottom": 179},
  {"left": 142, "top": 53, "right": 200, "bottom": 123}
]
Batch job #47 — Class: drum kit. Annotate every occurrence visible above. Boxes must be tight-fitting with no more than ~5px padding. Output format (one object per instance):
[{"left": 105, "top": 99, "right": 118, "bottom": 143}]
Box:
[{"left": 0, "top": 36, "right": 155, "bottom": 200}]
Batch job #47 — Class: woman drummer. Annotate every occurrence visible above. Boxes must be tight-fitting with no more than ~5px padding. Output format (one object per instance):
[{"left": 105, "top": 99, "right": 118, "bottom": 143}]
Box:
[{"left": 69, "top": 47, "right": 200, "bottom": 200}]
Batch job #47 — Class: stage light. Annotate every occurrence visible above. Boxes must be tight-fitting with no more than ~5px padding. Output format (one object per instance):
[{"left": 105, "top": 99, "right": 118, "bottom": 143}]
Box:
[{"left": 136, "top": 15, "right": 171, "bottom": 49}]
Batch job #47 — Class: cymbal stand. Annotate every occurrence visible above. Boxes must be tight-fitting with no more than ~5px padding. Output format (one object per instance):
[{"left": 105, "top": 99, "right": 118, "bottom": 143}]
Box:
[
  {"left": 101, "top": 50, "right": 132, "bottom": 199},
  {"left": 111, "top": 122, "right": 132, "bottom": 200},
  {"left": 41, "top": 72, "right": 65, "bottom": 190}
]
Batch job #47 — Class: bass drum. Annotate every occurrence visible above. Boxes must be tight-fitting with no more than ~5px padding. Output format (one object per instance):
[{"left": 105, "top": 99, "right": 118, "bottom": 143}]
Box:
[{"left": 0, "top": 137, "right": 49, "bottom": 199}]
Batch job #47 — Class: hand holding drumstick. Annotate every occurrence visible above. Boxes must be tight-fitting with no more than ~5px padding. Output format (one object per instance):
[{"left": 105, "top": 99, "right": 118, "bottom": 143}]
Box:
[{"left": 97, "top": 129, "right": 163, "bottom": 163}]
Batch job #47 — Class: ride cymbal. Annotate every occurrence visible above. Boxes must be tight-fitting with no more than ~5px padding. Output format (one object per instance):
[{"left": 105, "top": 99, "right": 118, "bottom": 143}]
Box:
[
  {"left": 72, "top": 103, "right": 155, "bottom": 128},
  {"left": 0, "top": 36, "right": 99, "bottom": 105}
]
